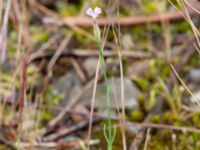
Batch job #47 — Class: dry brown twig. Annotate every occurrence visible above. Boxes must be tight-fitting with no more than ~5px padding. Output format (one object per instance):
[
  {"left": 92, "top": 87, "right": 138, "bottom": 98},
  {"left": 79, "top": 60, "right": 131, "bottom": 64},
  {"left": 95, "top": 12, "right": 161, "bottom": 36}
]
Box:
[
  {"left": 30, "top": 49, "right": 153, "bottom": 63},
  {"left": 41, "top": 4, "right": 200, "bottom": 27},
  {"left": 41, "top": 117, "right": 100, "bottom": 142},
  {"left": 20, "top": 139, "right": 99, "bottom": 149},
  {"left": 45, "top": 76, "right": 102, "bottom": 131}
]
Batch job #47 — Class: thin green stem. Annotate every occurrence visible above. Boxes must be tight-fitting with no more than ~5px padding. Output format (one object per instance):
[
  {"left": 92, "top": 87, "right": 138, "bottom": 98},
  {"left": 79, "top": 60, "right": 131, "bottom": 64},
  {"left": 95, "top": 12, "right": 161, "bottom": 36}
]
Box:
[
  {"left": 98, "top": 43, "right": 112, "bottom": 143},
  {"left": 93, "top": 19, "right": 114, "bottom": 149}
]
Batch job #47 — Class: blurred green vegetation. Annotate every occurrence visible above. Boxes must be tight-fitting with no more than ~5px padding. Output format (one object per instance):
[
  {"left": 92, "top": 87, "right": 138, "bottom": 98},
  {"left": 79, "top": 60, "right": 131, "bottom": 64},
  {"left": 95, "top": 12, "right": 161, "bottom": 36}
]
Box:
[{"left": 1, "top": 0, "right": 200, "bottom": 149}]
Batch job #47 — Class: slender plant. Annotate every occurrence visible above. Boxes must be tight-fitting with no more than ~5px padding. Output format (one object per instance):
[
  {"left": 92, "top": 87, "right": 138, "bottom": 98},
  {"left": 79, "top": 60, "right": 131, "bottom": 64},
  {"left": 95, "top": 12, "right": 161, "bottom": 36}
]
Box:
[{"left": 86, "top": 7, "right": 116, "bottom": 150}]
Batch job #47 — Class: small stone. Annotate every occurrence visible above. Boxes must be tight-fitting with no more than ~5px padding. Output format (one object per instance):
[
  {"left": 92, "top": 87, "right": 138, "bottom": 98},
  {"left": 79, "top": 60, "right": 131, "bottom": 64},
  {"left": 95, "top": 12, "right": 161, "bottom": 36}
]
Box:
[
  {"left": 127, "top": 60, "right": 149, "bottom": 77},
  {"left": 52, "top": 70, "right": 82, "bottom": 103},
  {"left": 81, "top": 77, "right": 141, "bottom": 110},
  {"left": 121, "top": 34, "right": 134, "bottom": 49},
  {"left": 190, "top": 91, "right": 200, "bottom": 104},
  {"left": 83, "top": 58, "right": 99, "bottom": 77},
  {"left": 71, "top": 105, "right": 89, "bottom": 123},
  {"left": 187, "top": 68, "right": 200, "bottom": 83}
]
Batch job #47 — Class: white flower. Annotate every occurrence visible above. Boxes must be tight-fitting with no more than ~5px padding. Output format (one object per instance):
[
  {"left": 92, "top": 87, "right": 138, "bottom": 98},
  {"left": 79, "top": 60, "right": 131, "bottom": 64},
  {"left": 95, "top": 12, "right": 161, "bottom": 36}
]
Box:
[{"left": 86, "top": 7, "right": 102, "bottom": 19}]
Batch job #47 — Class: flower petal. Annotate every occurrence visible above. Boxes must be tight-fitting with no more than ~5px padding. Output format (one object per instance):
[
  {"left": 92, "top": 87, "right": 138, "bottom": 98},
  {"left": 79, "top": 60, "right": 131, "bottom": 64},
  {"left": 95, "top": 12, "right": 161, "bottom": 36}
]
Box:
[
  {"left": 86, "top": 8, "right": 94, "bottom": 17},
  {"left": 94, "top": 7, "right": 102, "bottom": 15}
]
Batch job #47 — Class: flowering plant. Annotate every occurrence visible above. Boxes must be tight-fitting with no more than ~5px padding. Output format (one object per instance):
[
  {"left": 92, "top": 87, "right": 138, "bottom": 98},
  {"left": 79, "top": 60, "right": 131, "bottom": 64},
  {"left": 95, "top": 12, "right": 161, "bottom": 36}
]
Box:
[
  {"left": 86, "top": 7, "right": 116, "bottom": 150},
  {"left": 86, "top": 7, "right": 102, "bottom": 19}
]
